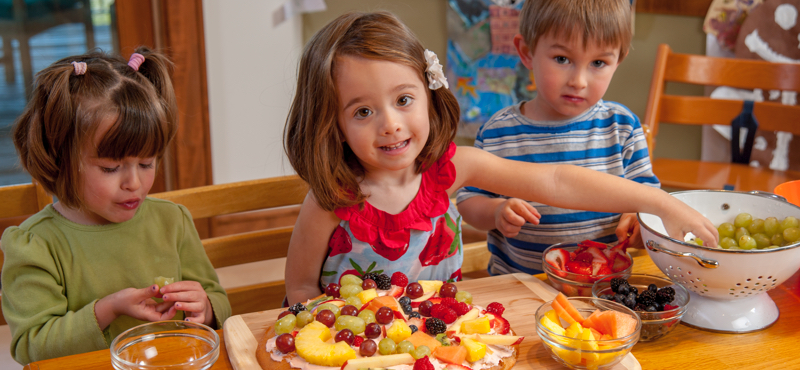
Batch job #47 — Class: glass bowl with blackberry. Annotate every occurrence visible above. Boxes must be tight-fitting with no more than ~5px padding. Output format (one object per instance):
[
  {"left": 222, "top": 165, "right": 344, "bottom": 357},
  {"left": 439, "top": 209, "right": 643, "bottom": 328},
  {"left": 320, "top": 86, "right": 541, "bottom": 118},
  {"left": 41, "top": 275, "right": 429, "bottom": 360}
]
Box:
[{"left": 592, "top": 273, "right": 689, "bottom": 341}]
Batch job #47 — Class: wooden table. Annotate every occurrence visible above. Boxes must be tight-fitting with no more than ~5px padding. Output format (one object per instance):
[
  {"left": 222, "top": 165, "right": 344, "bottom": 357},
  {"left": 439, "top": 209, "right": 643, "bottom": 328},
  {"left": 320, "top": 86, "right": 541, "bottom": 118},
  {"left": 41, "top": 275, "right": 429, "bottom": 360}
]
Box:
[{"left": 24, "top": 255, "right": 800, "bottom": 370}]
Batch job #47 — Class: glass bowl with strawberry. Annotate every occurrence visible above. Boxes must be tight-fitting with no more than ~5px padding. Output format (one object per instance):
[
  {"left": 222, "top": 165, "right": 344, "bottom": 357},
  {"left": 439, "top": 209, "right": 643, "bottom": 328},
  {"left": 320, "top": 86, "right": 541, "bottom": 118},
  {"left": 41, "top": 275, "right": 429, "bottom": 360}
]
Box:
[
  {"left": 592, "top": 273, "right": 689, "bottom": 341},
  {"left": 542, "top": 240, "right": 634, "bottom": 297},
  {"left": 536, "top": 294, "right": 641, "bottom": 370}
]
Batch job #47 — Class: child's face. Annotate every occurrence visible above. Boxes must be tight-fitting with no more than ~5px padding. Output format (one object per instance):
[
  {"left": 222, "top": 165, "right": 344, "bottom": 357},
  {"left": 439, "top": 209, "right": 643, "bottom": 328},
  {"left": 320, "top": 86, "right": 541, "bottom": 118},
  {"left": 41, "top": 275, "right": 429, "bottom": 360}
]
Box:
[
  {"left": 334, "top": 55, "right": 431, "bottom": 176},
  {"left": 516, "top": 32, "right": 622, "bottom": 121},
  {"left": 74, "top": 120, "right": 157, "bottom": 225}
]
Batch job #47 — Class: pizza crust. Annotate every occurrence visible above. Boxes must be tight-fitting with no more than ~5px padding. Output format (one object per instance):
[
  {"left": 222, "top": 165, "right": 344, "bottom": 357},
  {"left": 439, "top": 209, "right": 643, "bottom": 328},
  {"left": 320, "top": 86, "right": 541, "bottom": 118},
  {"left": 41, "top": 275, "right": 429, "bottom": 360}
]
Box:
[{"left": 255, "top": 326, "right": 519, "bottom": 370}]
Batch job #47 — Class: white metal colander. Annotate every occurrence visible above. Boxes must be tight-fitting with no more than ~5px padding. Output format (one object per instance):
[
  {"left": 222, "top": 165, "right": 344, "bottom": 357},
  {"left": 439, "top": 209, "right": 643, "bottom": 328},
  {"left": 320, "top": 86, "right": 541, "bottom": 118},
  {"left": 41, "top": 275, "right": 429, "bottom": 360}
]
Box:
[{"left": 638, "top": 190, "right": 800, "bottom": 333}]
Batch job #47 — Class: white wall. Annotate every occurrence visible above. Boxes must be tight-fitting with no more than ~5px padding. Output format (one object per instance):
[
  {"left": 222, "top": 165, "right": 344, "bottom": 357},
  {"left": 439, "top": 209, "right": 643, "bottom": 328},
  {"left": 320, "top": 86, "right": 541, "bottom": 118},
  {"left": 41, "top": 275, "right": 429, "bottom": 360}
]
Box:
[{"left": 202, "top": 0, "right": 302, "bottom": 184}]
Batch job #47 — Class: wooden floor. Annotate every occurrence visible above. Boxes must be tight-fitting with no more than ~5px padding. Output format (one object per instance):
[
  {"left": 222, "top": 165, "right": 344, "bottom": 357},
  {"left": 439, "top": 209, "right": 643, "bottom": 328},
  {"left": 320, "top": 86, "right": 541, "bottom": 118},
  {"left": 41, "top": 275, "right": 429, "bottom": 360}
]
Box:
[{"left": 0, "top": 23, "right": 112, "bottom": 186}]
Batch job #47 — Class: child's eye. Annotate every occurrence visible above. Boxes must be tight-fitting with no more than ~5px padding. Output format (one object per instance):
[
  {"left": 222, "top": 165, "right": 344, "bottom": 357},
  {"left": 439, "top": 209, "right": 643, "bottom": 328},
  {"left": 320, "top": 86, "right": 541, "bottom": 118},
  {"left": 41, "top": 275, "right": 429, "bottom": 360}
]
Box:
[
  {"left": 397, "top": 95, "right": 413, "bottom": 106},
  {"left": 592, "top": 60, "right": 607, "bottom": 68},
  {"left": 355, "top": 108, "right": 372, "bottom": 118},
  {"left": 101, "top": 166, "right": 119, "bottom": 173},
  {"left": 555, "top": 56, "right": 569, "bottom": 64},
  {"left": 140, "top": 162, "right": 155, "bottom": 169}
]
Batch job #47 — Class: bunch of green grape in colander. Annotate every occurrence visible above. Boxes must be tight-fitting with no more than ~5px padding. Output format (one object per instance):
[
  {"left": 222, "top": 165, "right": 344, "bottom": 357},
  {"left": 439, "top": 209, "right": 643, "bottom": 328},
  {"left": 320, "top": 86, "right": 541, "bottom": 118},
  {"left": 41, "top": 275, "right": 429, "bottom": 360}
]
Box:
[{"left": 691, "top": 214, "right": 799, "bottom": 250}]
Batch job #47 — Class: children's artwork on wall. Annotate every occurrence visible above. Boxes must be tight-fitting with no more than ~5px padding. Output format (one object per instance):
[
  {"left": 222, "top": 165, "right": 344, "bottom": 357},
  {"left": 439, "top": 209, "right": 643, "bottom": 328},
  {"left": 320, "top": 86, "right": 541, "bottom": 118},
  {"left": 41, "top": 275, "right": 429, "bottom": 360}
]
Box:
[
  {"left": 701, "top": 0, "right": 800, "bottom": 172},
  {"left": 446, "top": 0, "right": 535, "bottom": 139}
]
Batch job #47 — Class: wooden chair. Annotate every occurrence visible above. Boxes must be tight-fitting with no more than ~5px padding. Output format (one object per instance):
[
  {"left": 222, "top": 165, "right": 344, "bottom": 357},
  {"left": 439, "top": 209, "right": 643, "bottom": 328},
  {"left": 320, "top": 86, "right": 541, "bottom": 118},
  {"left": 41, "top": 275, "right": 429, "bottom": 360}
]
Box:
[
  {"left": 643, "top": 43, "right": 800, "bottom": 192},
  {"left": 150, "top": 175, "right": 493, "bottom": 315},
  {"left": 0, "top": 182, "right": 53, "bottom": 325}
]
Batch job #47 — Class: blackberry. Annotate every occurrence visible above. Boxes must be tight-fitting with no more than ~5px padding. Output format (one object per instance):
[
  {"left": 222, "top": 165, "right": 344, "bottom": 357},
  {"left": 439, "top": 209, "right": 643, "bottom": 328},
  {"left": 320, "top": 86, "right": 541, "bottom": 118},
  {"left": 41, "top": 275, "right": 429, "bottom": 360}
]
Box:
[
  {"left": 629, "top": 286, "right": 638, "bottom": 295},
  {"left": 401, "top": 304, "right": 413, "bottom": 315},
  {"left": 656, "top": 287, "right": 675, "bottom": 304},
  {"left": 425, "top": 317, "right": 447, "bottom": 335},
  {"left": 409, "top": 325, "right": 418, "bottom": 334},
  {"left": 409, "top": 311, "right": 421, "bottom": 319},
  {"left": 288, "top": 302, "right": 307, "bottom": 315},
  {"left": 637, "top": 290, "right": 657, "bottom": 307},
  {"left": 375, "top": 274, "right": 392, "bottom": 290},
  {"left": 633, "top": 303, "right": 647, "bottom": 311},
  {"left": 617, "top": 284, "right": 631, "bottom": 295},
  {"left": 610, "top": 277, "right": 629, "bottom": 293},
  {"left": 398, "top": 296, "right": 411, "bottom": 306},
  {"left": 647, "top": 284, "right": 658, "bottom": 293},
  {"left": 362, "top": 273, "right": 379, "bottom": 282}
]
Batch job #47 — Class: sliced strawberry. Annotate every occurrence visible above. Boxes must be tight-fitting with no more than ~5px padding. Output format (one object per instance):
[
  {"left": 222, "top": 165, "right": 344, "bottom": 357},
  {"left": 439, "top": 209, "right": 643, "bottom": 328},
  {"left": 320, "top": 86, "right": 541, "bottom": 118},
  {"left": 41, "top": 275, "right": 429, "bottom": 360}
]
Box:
[
  {"left": 613, "top": 238, "right": 630, "bottom": 252},
  {"left": 565, "top": 260, "right": 592, "bottom": 275},
  {"left": 573, "top": 246, "right": 610, "bottom": 265},
  {"left": 445, "top": 364, "right": 474, "bottom": 370},
  {"left": 610, "top": 253, "right": 632, "bottom": 272},
  {"left": 544, "top": 248, "right": 570, "bottom": 272},
  {"left": 493, "top": 315, "right": 510, "bottom": 335},
  {"left": 387, "top": 286, "right": 404, "bottom": 298},
  {"left": 393, "top": 309, "right": 408, "bottom": 321},
  {"left": 576, "top": 240, "right": 608, "bottom": 253},
  {"left": 591, "top": 262, "right": 613, "bottom": 276}
]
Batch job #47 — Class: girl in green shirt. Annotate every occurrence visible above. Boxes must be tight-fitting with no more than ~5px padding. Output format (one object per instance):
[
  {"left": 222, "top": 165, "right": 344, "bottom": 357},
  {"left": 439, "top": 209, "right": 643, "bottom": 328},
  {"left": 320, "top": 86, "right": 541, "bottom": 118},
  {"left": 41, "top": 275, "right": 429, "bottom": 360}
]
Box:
[{"left": 2, "top": 48, "right": 231, "bottom": 365}]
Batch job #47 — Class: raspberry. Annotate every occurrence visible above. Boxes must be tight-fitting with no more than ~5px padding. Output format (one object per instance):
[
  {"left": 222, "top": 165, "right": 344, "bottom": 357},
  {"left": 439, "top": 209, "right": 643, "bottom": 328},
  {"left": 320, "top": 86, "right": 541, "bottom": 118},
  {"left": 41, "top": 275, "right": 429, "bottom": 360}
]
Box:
[
  {"left": 391, "top": 272, "right": 409, "bottom": 287},
  {"left": 425, "top": 318, "right": 447, "bottom": 335},
  {"left": 352, "top": 336, "right": 364, "bottom": 347},
  {"left": 452, "top": 302, "right": 471, "bottom": 316},
  {"left": 430, "top": 304, "right": 447, "bottom": 319},
  {"left": 486, "top": 302, "right": 505, "bottom": 316},
  {"left": 413, "top": 355, "right": 435, "bottom": 370},
  {"left": 440, "top": 297, "right": 458, "bottom": 308},
  {"left": 440, "top": 307, "right": 458, "bottom": 324}
]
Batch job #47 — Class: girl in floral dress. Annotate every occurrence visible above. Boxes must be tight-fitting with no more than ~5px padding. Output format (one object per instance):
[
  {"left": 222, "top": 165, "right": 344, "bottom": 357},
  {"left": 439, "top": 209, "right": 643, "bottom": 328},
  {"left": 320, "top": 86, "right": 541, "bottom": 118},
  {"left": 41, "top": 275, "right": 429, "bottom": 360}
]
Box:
[{"left": 282, "top": 11, "right": 719, "bottom": 305}]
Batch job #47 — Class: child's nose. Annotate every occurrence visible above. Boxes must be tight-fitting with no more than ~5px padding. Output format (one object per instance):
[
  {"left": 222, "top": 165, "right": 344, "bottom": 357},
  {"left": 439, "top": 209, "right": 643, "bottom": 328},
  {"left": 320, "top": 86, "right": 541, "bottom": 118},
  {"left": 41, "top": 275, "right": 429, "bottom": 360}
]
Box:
[
  {"left": 122, "top": 167, "right": 141, "bottom": 191},
  {"left": 381, "top": 112, "right": 402, "bottom": 135},
  {"left": 568, "top": 68, "right": 587, "bottom": 89}
]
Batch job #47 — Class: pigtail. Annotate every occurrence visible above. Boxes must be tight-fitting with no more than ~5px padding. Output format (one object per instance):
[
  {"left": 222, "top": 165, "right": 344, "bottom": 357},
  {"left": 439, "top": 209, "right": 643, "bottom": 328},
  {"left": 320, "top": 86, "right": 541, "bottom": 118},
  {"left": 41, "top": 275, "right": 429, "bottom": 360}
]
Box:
[
  {"left": 128, "top": 47, "right": 178, "bottom": 150},
  {"left": 13, "top": 62, "right": 83, "bottom": 206}
]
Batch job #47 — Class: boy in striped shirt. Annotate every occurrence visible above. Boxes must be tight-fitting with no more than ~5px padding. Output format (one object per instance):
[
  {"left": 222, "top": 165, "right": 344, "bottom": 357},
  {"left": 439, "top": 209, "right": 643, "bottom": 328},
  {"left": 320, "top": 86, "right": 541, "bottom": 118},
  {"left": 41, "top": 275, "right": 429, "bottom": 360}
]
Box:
[{"left": 457, "top": 0, "right": 659, "bottom": 275}]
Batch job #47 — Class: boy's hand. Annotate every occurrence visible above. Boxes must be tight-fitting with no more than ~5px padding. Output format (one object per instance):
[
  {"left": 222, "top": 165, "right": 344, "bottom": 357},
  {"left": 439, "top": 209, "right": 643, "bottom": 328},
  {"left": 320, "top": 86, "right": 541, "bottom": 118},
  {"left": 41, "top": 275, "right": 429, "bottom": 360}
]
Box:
[
  {"left": 494, "top": 198, "right": 541, "bottom": 237},
  {"left": 159, "top": 281, "right": 215, "bottom": 326},
  {"left": 661, "top": 204, "right": 719, "bottom": 248},
  {"left": 616, "top": 213, "right": 643, "bottom": 250}
]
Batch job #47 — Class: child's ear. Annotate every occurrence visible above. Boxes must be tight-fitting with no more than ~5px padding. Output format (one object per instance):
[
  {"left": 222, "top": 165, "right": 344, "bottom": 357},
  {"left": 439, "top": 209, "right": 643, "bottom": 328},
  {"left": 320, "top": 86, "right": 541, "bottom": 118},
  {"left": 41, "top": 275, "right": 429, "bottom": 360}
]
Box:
[{"left": 513, "top": 34, "right": 534, "bottom": 70}]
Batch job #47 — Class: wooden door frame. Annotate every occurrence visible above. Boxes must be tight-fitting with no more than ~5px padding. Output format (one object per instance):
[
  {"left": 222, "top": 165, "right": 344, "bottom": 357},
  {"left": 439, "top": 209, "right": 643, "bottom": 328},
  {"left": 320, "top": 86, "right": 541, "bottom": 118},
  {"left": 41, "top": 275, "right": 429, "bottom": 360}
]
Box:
[{"left": 115, "top": 0, "right": 213, "bottom": 236}]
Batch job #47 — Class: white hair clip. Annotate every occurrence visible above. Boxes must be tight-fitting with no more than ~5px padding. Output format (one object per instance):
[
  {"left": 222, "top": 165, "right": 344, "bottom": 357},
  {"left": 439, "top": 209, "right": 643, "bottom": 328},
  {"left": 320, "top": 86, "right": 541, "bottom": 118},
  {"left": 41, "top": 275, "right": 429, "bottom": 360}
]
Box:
[{"left": 424, "top": 49, "right": 449, "bottom": 90}]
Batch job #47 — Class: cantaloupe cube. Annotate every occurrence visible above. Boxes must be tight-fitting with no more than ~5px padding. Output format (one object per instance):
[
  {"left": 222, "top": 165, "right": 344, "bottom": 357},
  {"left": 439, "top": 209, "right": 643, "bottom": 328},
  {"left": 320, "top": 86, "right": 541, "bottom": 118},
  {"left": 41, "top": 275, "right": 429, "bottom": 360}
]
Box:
[
  {"left": 433, "top": 345, "right": 467, "bottom": 365},
  {"left": 405, "top": 331, "right": 442, "bottom": 351}
]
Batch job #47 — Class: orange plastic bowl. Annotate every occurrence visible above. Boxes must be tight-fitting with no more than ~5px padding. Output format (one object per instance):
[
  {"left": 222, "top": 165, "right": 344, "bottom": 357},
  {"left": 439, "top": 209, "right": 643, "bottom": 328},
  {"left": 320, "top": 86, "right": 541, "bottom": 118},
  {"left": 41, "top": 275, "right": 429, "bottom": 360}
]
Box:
[{"left": 775, "top": 180, "right": 800, "bottom": 207}]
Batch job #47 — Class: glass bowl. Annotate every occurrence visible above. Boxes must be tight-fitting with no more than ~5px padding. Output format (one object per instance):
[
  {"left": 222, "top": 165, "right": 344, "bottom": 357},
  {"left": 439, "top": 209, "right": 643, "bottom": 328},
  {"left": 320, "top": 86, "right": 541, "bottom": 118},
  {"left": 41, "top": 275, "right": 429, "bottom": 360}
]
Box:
[
  {"left": 592, "top": 273, "right": 689, "bottom": 341},
  {"left": 542, "top": 242, "right": 634, "bottom": 297},
  {"left": 536, "top": 296, "right": 641, "bottom": 369},
  {"left": 110, "top": 320, "right": 220, "bottom": 370}
]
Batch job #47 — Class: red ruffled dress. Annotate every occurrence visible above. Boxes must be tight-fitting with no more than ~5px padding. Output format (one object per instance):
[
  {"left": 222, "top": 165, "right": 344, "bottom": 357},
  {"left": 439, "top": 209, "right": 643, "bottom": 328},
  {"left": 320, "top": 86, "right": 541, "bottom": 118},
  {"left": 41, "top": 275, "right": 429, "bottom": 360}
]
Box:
[{"left": 320, "top": 143, "right": 464, "bottom": 288}]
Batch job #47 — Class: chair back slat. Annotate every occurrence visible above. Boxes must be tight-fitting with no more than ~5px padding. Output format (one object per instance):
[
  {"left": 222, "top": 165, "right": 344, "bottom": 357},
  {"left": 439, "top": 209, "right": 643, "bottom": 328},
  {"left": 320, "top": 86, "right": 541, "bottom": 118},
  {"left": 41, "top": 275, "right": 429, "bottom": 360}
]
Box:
[
  {"left": 202, "top": 227, "right": 292, "bottom": 269},
  {"left": 659, "top": 96, "right": 800, "bottom": 134},
  {"left": 664, "top": 52, "right": 800, "bottom": 91}
]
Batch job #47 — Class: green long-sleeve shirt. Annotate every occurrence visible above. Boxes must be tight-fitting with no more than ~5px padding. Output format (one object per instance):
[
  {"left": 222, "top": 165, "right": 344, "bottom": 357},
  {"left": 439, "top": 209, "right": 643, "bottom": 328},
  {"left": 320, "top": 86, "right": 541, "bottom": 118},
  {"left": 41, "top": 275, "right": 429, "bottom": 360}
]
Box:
[{"left": 1, "top": 198, "right": 231, "bottom": 365}]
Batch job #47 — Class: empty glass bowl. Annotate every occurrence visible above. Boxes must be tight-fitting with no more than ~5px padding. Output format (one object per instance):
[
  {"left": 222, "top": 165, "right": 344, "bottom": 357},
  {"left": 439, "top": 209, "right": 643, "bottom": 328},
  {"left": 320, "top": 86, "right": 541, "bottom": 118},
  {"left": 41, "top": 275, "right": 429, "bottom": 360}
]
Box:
[
  {"left": 592, "top": 273, "right": 689, "bottom": 341},
  {"left": 110, "top": 320, "right": 220, "bottom": 370}
]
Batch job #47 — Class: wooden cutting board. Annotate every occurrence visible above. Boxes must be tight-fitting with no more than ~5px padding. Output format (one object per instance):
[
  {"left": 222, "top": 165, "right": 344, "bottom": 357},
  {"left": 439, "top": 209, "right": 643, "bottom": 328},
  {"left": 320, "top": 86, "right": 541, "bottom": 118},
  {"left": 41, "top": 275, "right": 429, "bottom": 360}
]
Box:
[{"left": 223, "top": 273, "right": 641, "bottom": 370}]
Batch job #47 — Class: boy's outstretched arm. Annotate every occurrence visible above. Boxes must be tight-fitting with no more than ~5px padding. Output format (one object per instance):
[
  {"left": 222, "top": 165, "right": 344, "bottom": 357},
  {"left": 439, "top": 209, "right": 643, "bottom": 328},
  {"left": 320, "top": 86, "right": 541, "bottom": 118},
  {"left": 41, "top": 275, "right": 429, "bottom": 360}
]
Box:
[
  {"left": 450, "top": 146, "right": 719, "bottom": 247},
  {"left": 285, "top": 193, "right": 340, "bottom": 305}
]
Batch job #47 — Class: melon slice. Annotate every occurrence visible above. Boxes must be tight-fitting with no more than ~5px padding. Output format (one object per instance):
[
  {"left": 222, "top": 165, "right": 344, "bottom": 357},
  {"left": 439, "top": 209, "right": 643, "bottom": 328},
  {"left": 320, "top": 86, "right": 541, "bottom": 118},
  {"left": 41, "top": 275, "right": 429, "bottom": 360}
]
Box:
[
  {"left": 406, "top": 330, "right": 442, "bottom": 351},
  {"left": 433, "top": 344, "right": 467, "bottom": 365},
  {"left": 555, "top": 293, "right": 584, "bottom": 324},
  {"left": 550, "top": 299, "right": 576, "bottom": 325}
]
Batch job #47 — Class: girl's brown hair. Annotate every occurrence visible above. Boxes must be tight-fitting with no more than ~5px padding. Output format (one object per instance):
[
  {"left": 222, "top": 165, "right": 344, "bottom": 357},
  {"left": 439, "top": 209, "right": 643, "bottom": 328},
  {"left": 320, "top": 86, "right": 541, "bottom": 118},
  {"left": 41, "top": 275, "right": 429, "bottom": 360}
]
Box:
[
  {"left": 12, "top": 47, "right": 177, "bottom": 208},
  {"left": 519, "top": 0, "right": 632, "bottom": 62},
  {"left": 284, "top": 11, "right": 460, "bottom": 211}
]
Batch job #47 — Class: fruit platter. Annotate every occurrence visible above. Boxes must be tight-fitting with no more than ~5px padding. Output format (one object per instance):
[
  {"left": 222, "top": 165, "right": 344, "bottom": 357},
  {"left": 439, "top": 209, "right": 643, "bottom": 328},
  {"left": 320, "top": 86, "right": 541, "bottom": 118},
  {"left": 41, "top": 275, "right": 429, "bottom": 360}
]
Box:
[{"left": 223, "top": 273, "right": 641, "bottom": 370}]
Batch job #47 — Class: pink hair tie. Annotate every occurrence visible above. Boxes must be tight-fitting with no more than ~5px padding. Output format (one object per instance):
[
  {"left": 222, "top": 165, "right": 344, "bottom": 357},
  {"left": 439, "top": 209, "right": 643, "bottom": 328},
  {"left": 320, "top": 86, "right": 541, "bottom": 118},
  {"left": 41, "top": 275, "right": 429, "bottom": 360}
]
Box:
[
  {"left": 71, "top": 61, "right": 87, "bottom": 76},
  {"left": 128, "top": 53, "right": 145, "bottom": 71}
]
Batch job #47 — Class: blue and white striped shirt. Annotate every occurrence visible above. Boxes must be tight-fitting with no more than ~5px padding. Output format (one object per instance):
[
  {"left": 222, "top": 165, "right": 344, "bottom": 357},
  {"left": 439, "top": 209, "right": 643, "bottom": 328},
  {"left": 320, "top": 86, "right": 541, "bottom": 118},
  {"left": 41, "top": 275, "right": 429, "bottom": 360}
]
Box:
[{"left": 456, "top": 100, "right": 659, "bottom": 275}]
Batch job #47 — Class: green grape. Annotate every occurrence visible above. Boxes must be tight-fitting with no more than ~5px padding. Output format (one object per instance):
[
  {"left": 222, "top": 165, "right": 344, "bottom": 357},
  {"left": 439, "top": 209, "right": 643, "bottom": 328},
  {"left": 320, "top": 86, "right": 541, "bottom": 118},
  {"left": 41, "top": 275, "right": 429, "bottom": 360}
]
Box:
[
  {"left": 275, "top": 314, "right": 296, "bottom": 335},
  {"left": 738, "top": 235, "right": 757, "bottom": 250},
  {"left": 780, "top": 217, "right": 800, "bottom": 232},
  {"left": 764, "top": 217, "right": 780, "bottom": 236},
  {"left": 783, "top": 227, "right": 800, "bottom": 243},
  {"left": 752, "top": 233, "right": 771, "bottom": 249},
  {"left": 340, "top": 284, "right": 363, "bottom": 299},
  {"left": 296, "top": 311, "right": 313, "bottom": 328},
  {"left": 747, "top": 218, "right": 765, "bottom": 234},
  {"left": 767, "top": 244, "right": 781, "bottom": 249},
  {"left": 358, "top": 309, "right": 376, "bottom": 325},
  {"left": 345, "top": 296, "right": 363, "bottom": 308},
  {"left": 717, "top": 222, "right": 736, "bottom": 239},
  {"left": 455, "top": 291, "right": 473, "bottom": 304},
  {"left": 735, "top": 227, "right": 750, "bottom": 241},
  {"left": 719, "top": 237, "right": 738, "bottom": 249},
  {"left": 734, "top": 213, "right": 753, "bottom": 229},
  {"left": 317, "top": 303, "right": 340, "bottom": 317},
  {"left": 340, "top": 275, "right": 363, "bottom": 287},
  {"left": 397, "top": 340, "right": 415, "bottom": 354},
  {"left": 411, "top": 345, "right": 431, "bottom": 360},
  {"left": 335, "top": 315, "right": 353, "bottom": 331},
  {"left": 689, "top": 238, "right": 704, "bottom": 246},
  {"left": 378, "top": 338, "right": 397, "bottom": 355},
  {"left": 771, "top": 233, "right": 785, "bottom": 247},
  {"left": 349, "top": 316, "right": 366, "bottom": 334}
]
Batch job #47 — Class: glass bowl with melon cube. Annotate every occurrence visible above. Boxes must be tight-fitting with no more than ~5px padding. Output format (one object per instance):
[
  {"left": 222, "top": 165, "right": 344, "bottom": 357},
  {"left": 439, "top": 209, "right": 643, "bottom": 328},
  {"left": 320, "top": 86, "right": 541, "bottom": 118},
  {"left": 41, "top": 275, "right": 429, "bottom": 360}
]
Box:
[
  {"left": 592, "top": 273, "right": 689, "bottom": 342},
  {"left": 542, "top": 242, "right": 634, "bottom": 297},
  {"left": 536, "top": 295, "right": 641, "bottom": 370}
]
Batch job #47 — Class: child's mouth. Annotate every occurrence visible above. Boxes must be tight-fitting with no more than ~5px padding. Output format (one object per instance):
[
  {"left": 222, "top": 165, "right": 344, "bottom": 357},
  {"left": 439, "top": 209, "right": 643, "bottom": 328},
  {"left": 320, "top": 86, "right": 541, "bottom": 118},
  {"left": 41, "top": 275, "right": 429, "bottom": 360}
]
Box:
[
  {"left": 562, "top": 95, "right": 585, "bottom": 103},
  {"left": 381, "top": 140, "right": 409, "bottom": 151},
  {"left": 119, "top": 199, "right": 141, "bottom": 210}
]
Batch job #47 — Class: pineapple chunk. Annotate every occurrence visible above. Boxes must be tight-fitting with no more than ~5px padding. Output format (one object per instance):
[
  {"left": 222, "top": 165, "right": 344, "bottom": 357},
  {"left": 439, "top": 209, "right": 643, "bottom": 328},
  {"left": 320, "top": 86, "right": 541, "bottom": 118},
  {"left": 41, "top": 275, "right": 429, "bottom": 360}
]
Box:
[
  {"left": 461, "top": 316, "right": 491, "bottom": 334},
  {"left": 386, "top": 320, "right": 412, "bottom": 343},
  {"left": 460, "top": 337, "right": 487, "bottom": 362},
  {"left": 418, "top": 280, "right": 443, "bottom": 295},
  {"left": 357, "top": 288, "right": 378, "bottom": 304},
  {"left": 449, "top": 307, "right": 480, "bottom": 334},
  {"left": 295, "top": 321, "right": 356, "bottom": 366}
]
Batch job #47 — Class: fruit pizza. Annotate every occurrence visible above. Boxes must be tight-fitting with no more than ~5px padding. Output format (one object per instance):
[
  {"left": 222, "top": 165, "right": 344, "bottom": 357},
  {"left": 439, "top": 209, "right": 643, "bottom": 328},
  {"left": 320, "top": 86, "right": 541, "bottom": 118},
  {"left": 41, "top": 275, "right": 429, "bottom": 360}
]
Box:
[{"left": 256, "top": 272, "right": 523, "bottom": 370}]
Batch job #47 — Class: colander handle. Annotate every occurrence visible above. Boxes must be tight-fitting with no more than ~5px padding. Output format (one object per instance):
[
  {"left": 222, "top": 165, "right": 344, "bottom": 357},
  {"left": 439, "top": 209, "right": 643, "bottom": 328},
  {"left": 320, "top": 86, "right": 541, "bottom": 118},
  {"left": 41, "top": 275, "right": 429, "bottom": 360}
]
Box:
[
  {"left": 747, "top": 190, "right": 788, "bottom": 203},
  {"left": 645, "top": 240, "right": 719, "bottom": 269}
]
